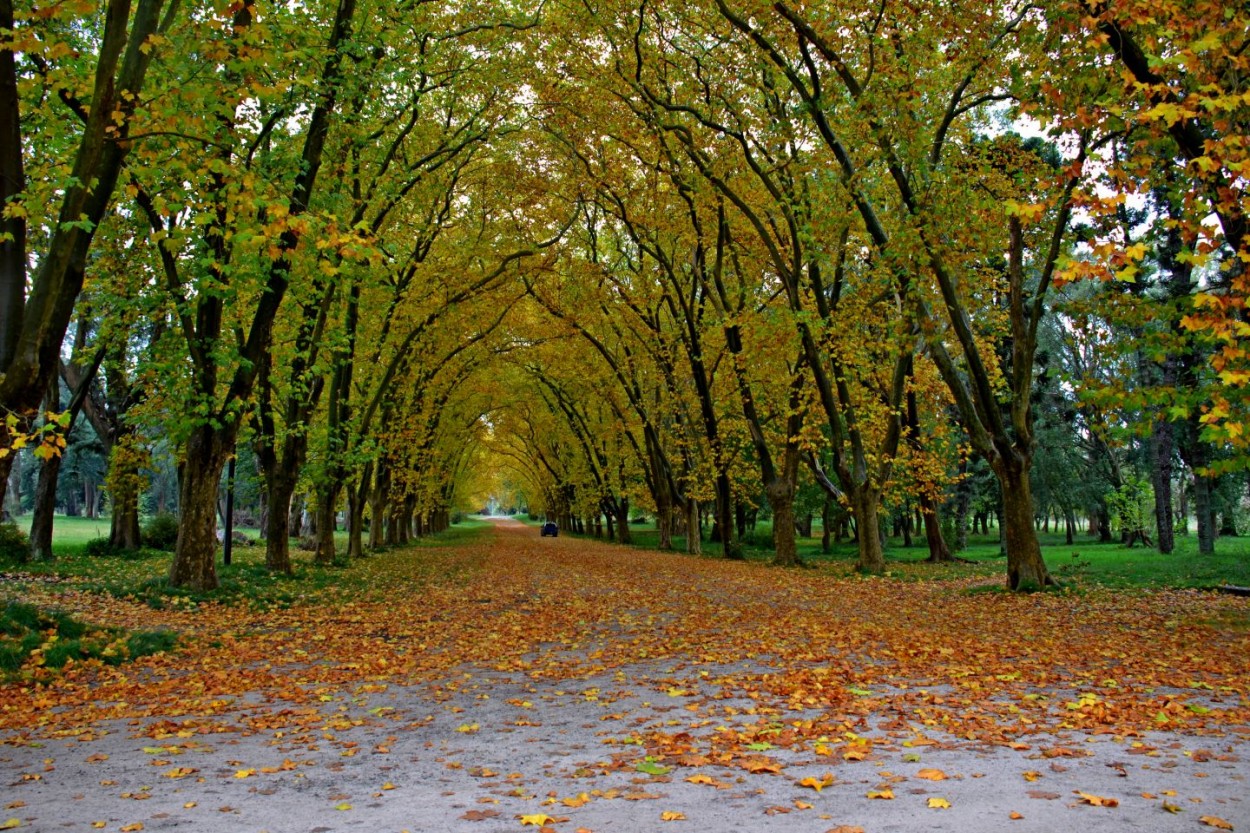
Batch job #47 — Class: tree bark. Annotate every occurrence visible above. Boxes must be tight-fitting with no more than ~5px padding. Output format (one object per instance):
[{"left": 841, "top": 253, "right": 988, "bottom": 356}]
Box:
[
  {"left": 615, "top": 497, "right": 631, "bottom": 545},
  {"left": 263, "top": 465, "right": 298, "bottom": 574},
  {"left": 920, "top": 490, "right": 952, "bottom": 563},
  {"left": 994, "top": 455, "right": 1054, "bottom": 590},
  {"left": 1150, "top": 414, "right": 1176, "bottom": 554},
  {"left": 850, "top": 486, "right": 885, "bottom": 572},
  {"left": 168, "top": 427, "right": 227, "bottom": 591}
]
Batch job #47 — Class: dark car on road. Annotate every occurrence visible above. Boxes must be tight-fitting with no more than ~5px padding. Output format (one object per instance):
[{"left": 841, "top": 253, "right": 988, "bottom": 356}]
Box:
[{"left": 540, "top": 522, "right": 559, "bottom": 537}]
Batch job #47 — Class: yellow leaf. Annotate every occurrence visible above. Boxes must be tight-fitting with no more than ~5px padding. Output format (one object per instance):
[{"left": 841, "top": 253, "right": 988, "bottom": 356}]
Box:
[
  {"left": 234, "top": 769, "right": 255, "bottom": 779},
  {"left": 928, "top": 797, "right": 952, "bottom": 809},
  {"left": 1022, "top": 770, "right": 1041, "bottom": 782},
  {"left": 519, "top": 815, "right": 555, "bottom": 826},
  {"left": 866, "top": 789, "right": 894, "bottom": 800},
  {"left": 562, "top": 794, "right": 591, "bottom": 808},
  {"left": 1075, "top": 791, "right": 1119, "bottom": 807},
  {"left": 456, "top": 723, "right": 480, "bottom": 734},
  {"left": 798, "top": 774, "right": 834, "bottom": 792},
  {"left": 685, "top": 774, "right": 717, "bottom": 786},
  {"left": 0, "top": 821, "right": 20, "bottom": 830},
  {"left": 335, "top": 803, "right": 352, "bottom": 811},
  {"left": 182, "top": 803, "right": 196, "bottom": 809},
  {"left": 794, "top": 800, "right": 813, "bottom": 810},
  {"left": 120, "top": 825, "right": 143, "bottom": 833},
  {"left": 381, "top": 782, "right": 396, "bottom": 791},
  {"left": 915, "top": 768, "right": 947, "bottom": 781},
  {"left": 1163, "top": 802, "right": 1183, "bottom": 814},
  {"left": 660, "top": 811, "right": 686, "bottom": 821},
  {"left": 1200, "top": 816, "right": 1234, "bottom": 830}
]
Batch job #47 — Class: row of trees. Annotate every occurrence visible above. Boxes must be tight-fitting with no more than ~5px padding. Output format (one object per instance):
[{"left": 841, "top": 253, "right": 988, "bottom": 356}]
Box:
[{"left": 1, "top": 0, "right": 1246, "bottom": 589}]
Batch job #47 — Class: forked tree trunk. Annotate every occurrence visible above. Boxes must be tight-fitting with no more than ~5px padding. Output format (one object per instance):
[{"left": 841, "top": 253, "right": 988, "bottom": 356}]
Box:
[
  {"left": 169, "top": 428, "right": 228, "bottom": 591},
  {"left": 993, "top": 455, "right": 1054, "bottom": 590}
]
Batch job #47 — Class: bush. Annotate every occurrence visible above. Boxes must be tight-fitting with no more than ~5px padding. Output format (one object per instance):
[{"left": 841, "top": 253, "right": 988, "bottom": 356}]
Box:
[
  {"left": 141, "top": 513, "right": 180, "bottom": 551},
  {"left": 0, "top": 522, "right": 27, "bottom": 561},
  {"left": 84, "top": 537, "right": 122, "bottom": 557}
]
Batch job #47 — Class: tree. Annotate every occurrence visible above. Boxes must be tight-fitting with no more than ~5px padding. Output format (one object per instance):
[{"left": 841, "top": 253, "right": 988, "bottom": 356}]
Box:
[{"left": 1, "top": 0, "right": 173, "bottom": 506}]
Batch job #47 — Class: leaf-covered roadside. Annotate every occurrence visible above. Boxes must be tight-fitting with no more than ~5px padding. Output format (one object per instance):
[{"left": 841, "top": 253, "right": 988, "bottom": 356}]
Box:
[{"left": 0, "top": 522, "right": 1246, "bottom": 750}]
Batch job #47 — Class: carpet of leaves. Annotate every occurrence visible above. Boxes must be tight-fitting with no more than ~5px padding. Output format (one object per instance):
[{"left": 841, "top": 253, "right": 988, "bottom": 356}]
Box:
[
  {"left": 2, "top": 523, "right": 1248, "bottom": 747},
  {"left": 0, "top": 521, "right": 1247, "bottom": 830}
]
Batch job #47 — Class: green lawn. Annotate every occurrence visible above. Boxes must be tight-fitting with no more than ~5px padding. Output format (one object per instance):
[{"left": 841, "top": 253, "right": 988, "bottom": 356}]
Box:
[{"left": 560, "top": 517, "right": 1250, "bottom": 589}]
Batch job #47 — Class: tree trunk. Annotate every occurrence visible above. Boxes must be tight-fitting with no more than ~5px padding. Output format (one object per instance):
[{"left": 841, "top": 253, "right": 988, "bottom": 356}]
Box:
[
  {"left": 263, "top": 465, "right": 298, "bottom": 574},
  {"left": 107, "top": 435, "right": 143, "bottom": 551},
  {"left": 656, "top": 495, "right": 673, "bottom": 550},
  {"left": 851, "top": 486, "right": 885, "bottom": 572},
  {"left": 768, "top": 481, "right": 800, "bottom": 567},
  {"left": 993, "top": 455, "right": 1054, "bottom": 590},
  {"left": 820, "top": 496, "right": 832, "bottom": 554},
  {"left": 686, "top": 499, "right": 701, "bottom": 555},
  {"left": 920, "top": 491, "right": 952, "bottom": 563},
  {"left": 615, "top": 497, "right": 631, "bottom": 545},
  {"left": 1150, "top": 415, "right": 1175, "bottom": 553},
  {"left": 169, "top": 428, "right": 228, "bottom": 591},
  {"left": 314, "top": 487, "right": 337, "bottom": 565},
  {"left": 28, "top": 451, "right": 60, "bottom": 562},
  {"left": 1064, "top": 508, "right": 1076, "bottom": 545}
]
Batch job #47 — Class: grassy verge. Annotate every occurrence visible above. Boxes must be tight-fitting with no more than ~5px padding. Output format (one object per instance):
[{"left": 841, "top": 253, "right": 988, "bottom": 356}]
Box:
[
  {"left": 0, "top": 600, "right": 177, "bottom": 680},
  {"left": 568, "top": 519, "right": 1250, "bottom": 589}
]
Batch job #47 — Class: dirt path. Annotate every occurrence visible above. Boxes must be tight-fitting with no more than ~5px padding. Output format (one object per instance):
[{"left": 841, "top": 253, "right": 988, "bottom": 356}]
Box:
[{"left": 1, "top": 519, "right": 1248, "bottom": 832}]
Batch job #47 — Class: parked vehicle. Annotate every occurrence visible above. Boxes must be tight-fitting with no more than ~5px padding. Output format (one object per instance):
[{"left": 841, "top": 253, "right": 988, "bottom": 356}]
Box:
[{"left": 540, "top": 522, "right": 559, "bottom": 537}]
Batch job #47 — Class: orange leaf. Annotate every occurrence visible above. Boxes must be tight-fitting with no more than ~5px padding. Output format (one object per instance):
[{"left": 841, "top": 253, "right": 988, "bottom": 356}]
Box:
[
  {"left": 915, "top": 768, "right": 947, "bottom": 781},
  {"left": 1009, "top": 811, "right": 1023, "bottom": 820},
  {"left": 798, "top": 774, "right": 834, "bottom": 792},
  {"left": 1199, "top": 817, "right": 1234, "bottom": 830},
  {"left": 866, "top": 789, "right": 894, "bottom": 800},
  {"left": 660, "top": 811, "right": 686, "bottom": 821}
]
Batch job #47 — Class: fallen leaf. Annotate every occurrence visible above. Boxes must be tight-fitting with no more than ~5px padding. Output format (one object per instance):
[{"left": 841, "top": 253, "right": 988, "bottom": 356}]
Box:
[
  {"left": 928, "top": 797, "right": 952, "bottom": 809},
  {"left": 826, "top": 827, "right": 865, "bottom": 833},
  {"left": 1199, "top": 817, "right": 1234, "bottom": 830},
  {"left": 234, "top": 769, "right": 255, "bottom": 779},
  {"left": 1075, "top": 791, "right": 1119, "bottom": 808},
  {"left": 520, "top": 814, "right": 556, "bottom": 826},
  {"left": 794, "top": 800, "right": 814, "bottom": 810},
  {"left": 120, "top": 825, "right": 143, "bottom": 833},
  {"left": 1009, "top": 811, "right": 1023, "bottom": 820},
  {"left": 460, "top": 810, "right": 500, "bottom": 821},
  {"left": 562, "top": 794, "right": 591, "bottom": 808},
  {"left": 1163, "top": 802, "right": 1183, "bottom": 814},
  {"left": 335, "top": 803, "right": 352, "bottom": 811},
  {"left": 799, "top": 774, "right": 834, "bottom": 792},
  {"left": 0, "top": 821, "right": 19, "bottom": 831},
  {"left": 866, "top": 789, "right": 894, "bottom": 800},
  {"left": 916, "top": 769, "right": 947, "bottom": 781},
  {"left": 1022, "top": 770, "right": 1041, "bottom": 782},
  {"left": 660, "top": 811, "right": 686, "bottom": 821}
]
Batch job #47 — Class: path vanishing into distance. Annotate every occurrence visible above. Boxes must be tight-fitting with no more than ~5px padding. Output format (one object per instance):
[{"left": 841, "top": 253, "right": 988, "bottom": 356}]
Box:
[{"left": 2, "top": 519, "right": 1248, "bottom": 832}]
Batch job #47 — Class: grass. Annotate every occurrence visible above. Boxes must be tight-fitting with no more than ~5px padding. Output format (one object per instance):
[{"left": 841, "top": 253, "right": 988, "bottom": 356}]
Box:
[
  {"left": 0, "top": 599, "right": 177, "bottom": 679},
  {"left": 557, "top": 517, "right": 1250, "bottom": 589}
]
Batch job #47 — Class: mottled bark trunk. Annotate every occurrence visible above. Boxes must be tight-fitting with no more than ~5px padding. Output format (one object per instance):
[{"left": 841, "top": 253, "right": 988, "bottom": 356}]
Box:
[
  {"left": 851, "top": 486, "right": 885, "bottom": 573},
  {"left": 264, "top": 466, "right": 298, "bottom": 574},
  {"left": 994, "top": 456, "right": 1054, "bottom": 590},
  {"left": 314, "top": 489, "right": 337, "bottom": 565},
  {"left": 615, "top": 498, "right": 631, "bottom": 545},
  {"left": 28, "top": 451, "right": 60, "bottom": 562},
  {"left": 920, "top": 491, "right": 952, "bottom": 563},
  {"left": 169, "top": 428, "right": 228, "bottom": 591},
  {"left": 768, "top": 483, "right": 799, "bottom": 567},
  {"left": 686, "top": 500, "right": 701, "bottom": 555},
  {"left": 1150, "top": 416, "right": 1175, "bottom": 554}
]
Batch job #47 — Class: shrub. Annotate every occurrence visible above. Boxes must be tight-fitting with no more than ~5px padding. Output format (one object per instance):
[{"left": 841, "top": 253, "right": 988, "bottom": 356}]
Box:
[
  {"left": 84, "top": 537, "right": 121, "bottom": 558},
  {"left": 141, "top": 513, "right": 180, "bottom": 551},
  {"left": 0, "top": 522, "right": 28, "bottom": 561}
]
